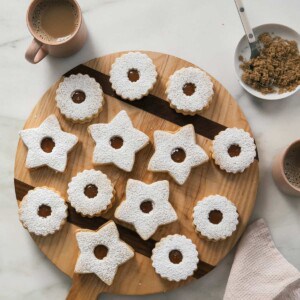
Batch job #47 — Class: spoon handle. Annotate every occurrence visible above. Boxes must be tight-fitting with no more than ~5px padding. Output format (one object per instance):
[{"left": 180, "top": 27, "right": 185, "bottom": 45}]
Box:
[{"left": 234, "top": 0, "right": 256, "bottom": 44}]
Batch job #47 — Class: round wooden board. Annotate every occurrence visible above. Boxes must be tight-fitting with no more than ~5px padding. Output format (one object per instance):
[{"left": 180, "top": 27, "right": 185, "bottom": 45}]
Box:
[{"left": 14, "top": 51, "right": 259, "bottom": 299}]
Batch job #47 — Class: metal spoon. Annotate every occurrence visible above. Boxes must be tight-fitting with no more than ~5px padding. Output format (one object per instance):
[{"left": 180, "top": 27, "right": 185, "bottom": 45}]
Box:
[{"left": 234, "top": 0, "right": 260, "bottom": 58}]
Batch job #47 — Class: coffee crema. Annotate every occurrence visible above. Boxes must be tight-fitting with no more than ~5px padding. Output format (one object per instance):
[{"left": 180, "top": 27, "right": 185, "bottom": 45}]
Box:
[
  {"left": 31, "top": 0, "right": 79, "bottom": 43},
  {"left": 284, "top": 144, "right": 300, "bottom": 189}
]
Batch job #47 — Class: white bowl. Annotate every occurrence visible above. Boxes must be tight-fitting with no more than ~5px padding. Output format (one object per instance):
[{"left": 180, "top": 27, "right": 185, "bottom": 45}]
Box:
[{"left": 234, "top": 23, "right": 300, "bottom": 100}]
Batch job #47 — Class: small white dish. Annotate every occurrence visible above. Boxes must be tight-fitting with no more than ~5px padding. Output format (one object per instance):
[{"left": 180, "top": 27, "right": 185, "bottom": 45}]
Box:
[{"left": 234, "top": 23, "right": 300, "bottom": 100}]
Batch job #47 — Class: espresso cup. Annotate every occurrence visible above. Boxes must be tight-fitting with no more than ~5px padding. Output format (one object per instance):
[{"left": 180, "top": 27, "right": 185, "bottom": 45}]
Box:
[
  {"left": 25, "top": 0, "right": 87, "bottom": 64},
  {"left": 272, "top": 140, "right": 300, "bottom": 197}
]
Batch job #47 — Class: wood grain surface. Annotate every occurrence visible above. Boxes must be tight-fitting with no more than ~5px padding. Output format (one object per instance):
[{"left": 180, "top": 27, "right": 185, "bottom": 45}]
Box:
[{"left": 14, "top": 51, "right": 259, "bottom": 299}]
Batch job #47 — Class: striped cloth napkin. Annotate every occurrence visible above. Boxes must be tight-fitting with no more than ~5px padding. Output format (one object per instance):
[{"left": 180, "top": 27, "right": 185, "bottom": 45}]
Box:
[{"left": 224, "top": 219, "right": 300, "bottom": 300}]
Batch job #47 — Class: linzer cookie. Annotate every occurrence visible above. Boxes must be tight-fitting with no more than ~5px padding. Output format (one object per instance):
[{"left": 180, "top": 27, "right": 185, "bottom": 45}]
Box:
[
  {"left": 109, "top": 52, "right": 157, "bottom": 100},
  {"left": 193, "top": 195, "right": 239, "bottom": 241},
  {"left": 166, "top": 67, "right": 214, "bottom": 115},
  {"left": 148, "top": 124, "right": 209, "bottom": 185},
  {"left": 19, "top": 187, "right": 68, "bottom": 236},
  {"left": 74, "top": 221, "right": 134, "bottom": 286},
  {"left": 67, "top": 169, "right": 114, "bottom": 217},
  {"left": 88, "top": 110, "right": 149, "bottom": 172},
  {"left": 151, "top": 234, "right": 199, "bottom": 282},
  {"left": 115, "top": 179, "right": 177, "bottom": 240},
  {"left": 56, "top": 74, "right": 104, "bottom": 123},
  {"left": 19, "top": 115, "right": 78, "bottom": 172},
  {"left": 211, "top": 128, "right": 256, "bottom": 173}
]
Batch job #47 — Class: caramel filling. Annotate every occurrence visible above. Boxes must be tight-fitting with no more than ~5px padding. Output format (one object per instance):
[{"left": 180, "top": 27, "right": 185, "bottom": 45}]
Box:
[
  {"left": 169, "top": 249, "right": 183, "bottom": 264},
  {"left": 71, "top": 90, "right": 86, "bottom": 104},
  {"left": 209, "top": 210, "right": 223, "bottom": 224},
  {"left": 127, "top": 69, "right": 140, "bottom": 82},
  {"left": 228, "top": 144, "right": 241, "bottom": 157},
  {"left": 183, "top": 83, "right": 196, "bottom": 96},
  {"left": 94, "top": 245, "right": 108, "bottom": 260},
  {"left": 38, "top": 204, "right": 52, "bottom": 218},
  {"left": 171, "top": 148, "right": 186, "bottom": 163},
  {"left": 140, "top": 200, "right": 153, "bottom": 213},
  {"left": 84, "top": 184, "right": 98, "bottom": 198},
  {"left": 110, "top": 136, "right": 124, "bottom": 149},
  {"left": 41, "top": 137, "right": 55, "bottom": 153}
]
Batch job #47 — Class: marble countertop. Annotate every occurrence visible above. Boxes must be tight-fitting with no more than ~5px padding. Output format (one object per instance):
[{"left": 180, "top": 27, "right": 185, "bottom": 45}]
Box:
[{"left": 0, "top": 0, "right": 299, "bottom": 299}]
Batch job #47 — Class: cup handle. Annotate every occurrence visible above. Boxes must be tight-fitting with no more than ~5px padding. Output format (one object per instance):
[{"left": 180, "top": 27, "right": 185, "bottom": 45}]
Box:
[{"left": 25, "top": 38, "right": 48, "bottom": 64}]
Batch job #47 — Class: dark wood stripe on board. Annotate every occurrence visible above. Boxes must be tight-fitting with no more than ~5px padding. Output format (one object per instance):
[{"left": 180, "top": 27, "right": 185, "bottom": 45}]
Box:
[
  {"left": 64, "top": 64, "right": 227, "bottom": 141},
  {"left": 64, "top": 64, "right": 259, "bottom": 160},
  {"left": 14, "top": 178, "right": 215, "bottom": 278}
]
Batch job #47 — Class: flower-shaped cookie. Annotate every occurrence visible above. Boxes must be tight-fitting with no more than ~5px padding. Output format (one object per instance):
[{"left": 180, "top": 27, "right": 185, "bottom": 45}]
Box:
[
  {"left": 56, "top": 74, "right": 104, "bottom": 123},
  {"left": 109, "top": 52, "right": 157, "bottom": 100},
  {"left": 151, "top": 234, "right": 199, "bottom": 282},
  {"left": 19, "top": 187, "right": 68, "bottom": 236},
  {"left": 75, "top": 221, "right": 134, "bottom": 286},
  {"left": 148, "top": 125, "right": 209, "bottom": 185},
  {"left": 88, "top": 110, "right": 149, "bottom": 172},
  {"left": 19, "top": 115, "right": 78, "bottom": 172},
  {"left": 115, "top": 179, "right": 177, "bottom": 240}
]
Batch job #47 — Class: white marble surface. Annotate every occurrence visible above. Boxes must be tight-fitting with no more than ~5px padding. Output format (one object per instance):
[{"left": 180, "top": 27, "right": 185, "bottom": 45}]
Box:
[{"left": 0, "top": 0, "right": 299, "bottom": 299}]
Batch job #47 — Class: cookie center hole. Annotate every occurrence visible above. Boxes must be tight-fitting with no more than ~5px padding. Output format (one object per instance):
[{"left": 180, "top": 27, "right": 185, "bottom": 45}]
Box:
[
  {"left": 209, "top": 210, "right": 223, "bottom": 224},
  {"left": 140, "top": 200, "right": 153, "bottom": 213},
  {"left": 171, "top": 148, "right": 186, "bottom": 163},
  {"left": 169, "top": 249, "right": 183, "bottom": 264},
  {"left": 71, "top": 90, "right": 86, "bottom": 104},
  {"left": 127, "top": 69, "right": 140, "bottom": 82},
  {"left": 38, "top": 204, "right": 52, "bottom": 218},
  {"left": 40, "top": 137, "right": 55, "bottom": 153},
  {"left": 84, "top": 184, "right": 98, "bottom": 198},
  {"left": 110, "top": 136, "right": 124, "bottom": 149},
  {"left": 94, "top": 245, "right": 108, "bottom": 260},
  {"left": 183, "top": 83, "right": 196, "bottom": 96},
  {"left": 228, "top": 144, "right": 241, "bottom": 157}
]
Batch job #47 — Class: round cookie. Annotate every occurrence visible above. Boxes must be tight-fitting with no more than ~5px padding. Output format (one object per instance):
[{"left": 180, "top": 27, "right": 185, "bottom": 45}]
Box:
[
  {"left": 56, "top": 74, "right": 104, "bottom": 123},
  {"left": 115, "top": 179, "right": 177, "bottom": 240},
  {"left": 109, "top": 52, "right": 157, "bottom": 101},
  {"left": 166, "top": 67, "right": 214, "bottom": 115},
  {"left": 148, "top": 124, "right": 209, "bottom": 185},
  {"left": 19, "top": 187, "right": 68, "bottom": 236},
  {"left": 75, "top": 221, "right": 135, "bottom": 286},
  {"left": 193, "top": 195, "right": 239, "bottom": 241},
  {"left": 67, "top": 169, "right": 115, "bottom": 217},
  {"left": 19, "top": 115, "right": 78, "bottom": 172},
  {"left": 151, "top": 234, "right": 199, "bottom": 282},
  {"left": 88, "top": 110, "right": 149, "bottom": 172},
  {"left": 212, "top": 128, "right": 256, "bottom": 173}
]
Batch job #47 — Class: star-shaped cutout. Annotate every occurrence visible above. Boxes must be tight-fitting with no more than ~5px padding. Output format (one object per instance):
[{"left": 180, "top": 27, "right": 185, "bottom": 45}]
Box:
[
  {"left": 115, "top": 179, "right": 178, "bottom": 240},
  {"left": 19, "top": 115, "right": 78, "bottom": 172},
  {"left": 148, "top": 125, "right": 208, "bottom": 185},
  {"left": 75, "top": 221, "right": 134, "bottom": 286},
  {"left": 88, "top": 110, "right": 149, "bottom": 172}
]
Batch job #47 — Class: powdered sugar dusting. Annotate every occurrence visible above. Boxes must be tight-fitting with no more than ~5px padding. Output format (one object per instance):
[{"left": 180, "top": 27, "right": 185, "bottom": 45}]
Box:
[
  {"left": 115, "top": 179, "right": 177, "bottom": 240},
  {"left": 19, "top": 187, "right": 68, "bottom": 236},
  {"left": 75, "top": 221, "right": 134, "bottom": 286},
  {"left": 193, "top": 195, "right": 239, "bottom": 240},
  {"left": 56, "top": 74, "right": 104, "bottom": 122},
  {"left": 212, "top": 128, "right": 256, "bottom": 173},
  {"left": 151, "top": 234, "right": 199, "bottom": 282},
  {"left": 67, "top": 169, "right": 114, "bottom": 217},
  {"left": 109, "top": 52, "right": 157, "bottom": 100},
  {"left": 148, "top": 124, "right": 209, "bottom": 185}
]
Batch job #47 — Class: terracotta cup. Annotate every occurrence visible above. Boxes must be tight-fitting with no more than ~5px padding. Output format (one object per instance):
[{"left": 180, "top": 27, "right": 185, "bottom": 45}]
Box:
[
  {"left": 272, "top": 140, "right": 300, "bottom": 197},
  {"left": 25, "top": 0, "right": 87, "bottom": 64}
]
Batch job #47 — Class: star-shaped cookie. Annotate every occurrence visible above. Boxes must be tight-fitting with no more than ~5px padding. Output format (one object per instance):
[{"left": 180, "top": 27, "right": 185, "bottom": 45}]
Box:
[
  {"left": 74, "top": 221, "right": 134, "bottom": 286},
  {"left": 88, "top": 110, "right": 149, "bottom": 172},
  {"left": 115, "top": 179, "right": 178, "bottom": 240},
  {"left": 19, "top": 115, "right": 78, "bottom": 172},
  {"left": 148, "top": 125, "right": 209, "bottom": 185}
]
